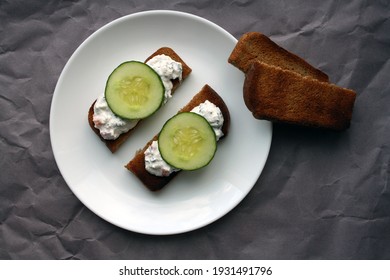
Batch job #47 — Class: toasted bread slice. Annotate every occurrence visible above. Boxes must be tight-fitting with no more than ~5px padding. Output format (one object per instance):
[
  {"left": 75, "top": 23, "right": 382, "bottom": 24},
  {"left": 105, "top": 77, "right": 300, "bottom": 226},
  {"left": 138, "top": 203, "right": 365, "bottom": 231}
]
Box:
[
  {"left": 88, "top": 47, "right": 192, "bottom": 153},
  {"left": 244, "top": 61, "right": 356, "bottom": 130},
  {"left": 125, "top": 84, "right": 230, "bottom": 191},
  {"left": 228, "top": 32, "right": 329, "bottom": 82}
]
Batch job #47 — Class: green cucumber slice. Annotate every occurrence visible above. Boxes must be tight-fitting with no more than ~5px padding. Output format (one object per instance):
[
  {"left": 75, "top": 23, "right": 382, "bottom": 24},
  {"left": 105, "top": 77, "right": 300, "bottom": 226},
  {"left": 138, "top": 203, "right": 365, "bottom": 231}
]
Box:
[
  {"left": 105, "top": 61, "right": 164, "bottom": 119},
  {"left": 158, "top": 112, "right": 217, "bottom": 170}
]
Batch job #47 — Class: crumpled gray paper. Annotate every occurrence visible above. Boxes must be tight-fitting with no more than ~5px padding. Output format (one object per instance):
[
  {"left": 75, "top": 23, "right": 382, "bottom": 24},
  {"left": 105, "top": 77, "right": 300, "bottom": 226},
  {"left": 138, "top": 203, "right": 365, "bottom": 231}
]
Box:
[{"left": 1, "top": 0, "right": 390, "bottom": 259}]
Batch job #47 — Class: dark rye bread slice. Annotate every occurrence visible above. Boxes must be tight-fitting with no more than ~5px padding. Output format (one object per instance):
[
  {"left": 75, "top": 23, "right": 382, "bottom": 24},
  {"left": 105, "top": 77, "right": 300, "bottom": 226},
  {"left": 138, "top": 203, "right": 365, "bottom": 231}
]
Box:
[
  {"left": 244, "top": 61, "right": 356, "bottom": 130},
  {"left": 125, "top": 84, "right": 230, "bottom": 191},
  {"left": 228, "top": 32, "right": 329, "bottom": 82},
  {"left": 88, "top": 47, "right": 192, "bottom": 153}
]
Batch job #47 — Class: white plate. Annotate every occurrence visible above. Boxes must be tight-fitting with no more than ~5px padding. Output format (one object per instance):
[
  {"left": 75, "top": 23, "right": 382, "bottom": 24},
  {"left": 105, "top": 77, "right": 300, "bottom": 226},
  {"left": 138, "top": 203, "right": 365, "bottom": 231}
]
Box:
[{"left": 50, "top": 10, "right": 272, "bottom": 235}]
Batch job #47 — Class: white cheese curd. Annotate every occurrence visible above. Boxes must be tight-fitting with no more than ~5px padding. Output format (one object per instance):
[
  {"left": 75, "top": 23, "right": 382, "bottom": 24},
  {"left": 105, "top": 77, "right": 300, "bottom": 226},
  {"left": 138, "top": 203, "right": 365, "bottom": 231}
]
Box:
[
  {"left": 93, "top": 95, "right": 139, "bottom": 140},
  {"left": 191, "top": 100, "right": 224, "bottom": 140},
  {"left": 144, "top": 100, "right": 224, "bottom": 177},
  {"left": 144, "top": 140, "right": 180, "bottom": 176},
  {"left": 146, "top": 54, "right": 182, "bottom": 102}
]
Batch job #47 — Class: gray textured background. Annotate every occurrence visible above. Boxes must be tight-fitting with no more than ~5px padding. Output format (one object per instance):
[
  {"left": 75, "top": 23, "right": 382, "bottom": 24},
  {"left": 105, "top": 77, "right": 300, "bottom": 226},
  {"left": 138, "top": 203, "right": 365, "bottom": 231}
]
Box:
[{"left": 1, "top": 0, "right": 390, "bottom": 259}]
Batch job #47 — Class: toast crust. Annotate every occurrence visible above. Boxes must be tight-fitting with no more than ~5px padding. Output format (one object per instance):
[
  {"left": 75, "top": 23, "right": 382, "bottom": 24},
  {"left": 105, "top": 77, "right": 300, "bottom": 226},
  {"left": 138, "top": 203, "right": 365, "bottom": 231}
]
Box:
[
  {"left": 88, "top": 47, "right": 192, "bottom": 153},
  {"left": 244, "top": 61, "right": 356, "bottom": 130},
  {"left": 125, "top": 84, "right": 230, "bottom": 191},
  {"left": 228, "top": 32, "right": 329, "bottom": 82}
]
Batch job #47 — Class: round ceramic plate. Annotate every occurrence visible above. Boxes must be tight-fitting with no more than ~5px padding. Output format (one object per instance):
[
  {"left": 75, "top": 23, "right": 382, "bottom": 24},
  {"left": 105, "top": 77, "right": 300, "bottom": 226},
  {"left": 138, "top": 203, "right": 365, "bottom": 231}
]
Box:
[{"left": 50, "top": 10, "right": 272, "bottom": 235}]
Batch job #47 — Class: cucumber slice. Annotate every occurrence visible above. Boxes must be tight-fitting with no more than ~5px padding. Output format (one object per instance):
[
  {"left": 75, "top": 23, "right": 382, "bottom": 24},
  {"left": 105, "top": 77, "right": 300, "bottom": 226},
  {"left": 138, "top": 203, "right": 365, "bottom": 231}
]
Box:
[
  {"left": 105, "top": 61, "right": 164, "bottom": 119},
  {"left": 158, "top": 112, "right": 217, "bottom": 170}
]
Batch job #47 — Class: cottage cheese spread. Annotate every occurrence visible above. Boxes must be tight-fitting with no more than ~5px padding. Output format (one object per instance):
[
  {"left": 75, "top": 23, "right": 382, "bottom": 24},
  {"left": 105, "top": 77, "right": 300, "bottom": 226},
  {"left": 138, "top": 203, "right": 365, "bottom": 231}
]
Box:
[
  {"left": 190, "top": 100, "right": 224, "bottom": 141},
  {"left": 93, "top": 95, "right": 139, "bottom": 140},
  {"left": 93, "top": 55, "right": 183, "bottom": 140},
  {"left": 146, "top": 54, "right": 182, "bottom": 102},
  {"left": 144, "top": 100, "right": 224, "bottom": 177},
  {"left": 144, "top": 140, "right": 180, "bottom": 177}
]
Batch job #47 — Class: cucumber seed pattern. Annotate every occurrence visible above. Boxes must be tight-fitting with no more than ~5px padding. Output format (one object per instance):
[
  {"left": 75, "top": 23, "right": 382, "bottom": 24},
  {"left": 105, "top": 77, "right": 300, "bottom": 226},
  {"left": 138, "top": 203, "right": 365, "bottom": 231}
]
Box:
[
  {"left": 172, "top": 127, "right": 204, "bottom": 161},
  {"left": 118, "top": 76, "right": 150, "bottom": 107}
]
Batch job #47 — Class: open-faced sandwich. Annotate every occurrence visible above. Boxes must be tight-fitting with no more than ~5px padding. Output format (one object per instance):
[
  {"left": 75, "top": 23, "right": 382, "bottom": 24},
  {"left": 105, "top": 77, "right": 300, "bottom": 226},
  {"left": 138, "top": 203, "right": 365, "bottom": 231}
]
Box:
[
  {"left": 126, "top": 84, "right": 230, "bottom": 191},
  {"left": 88, "top": 47, "right": 192, "bottom": 152}
]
